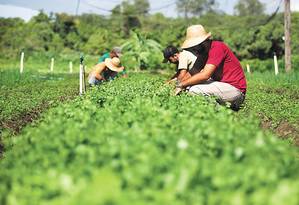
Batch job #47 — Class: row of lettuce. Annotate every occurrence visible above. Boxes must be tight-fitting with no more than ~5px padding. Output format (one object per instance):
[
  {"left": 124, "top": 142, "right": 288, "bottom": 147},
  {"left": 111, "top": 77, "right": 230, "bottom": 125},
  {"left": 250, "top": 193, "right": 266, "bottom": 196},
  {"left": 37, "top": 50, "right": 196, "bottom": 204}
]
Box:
[{"left": 0, "top": 74, "right": 298, "bottom": 205}]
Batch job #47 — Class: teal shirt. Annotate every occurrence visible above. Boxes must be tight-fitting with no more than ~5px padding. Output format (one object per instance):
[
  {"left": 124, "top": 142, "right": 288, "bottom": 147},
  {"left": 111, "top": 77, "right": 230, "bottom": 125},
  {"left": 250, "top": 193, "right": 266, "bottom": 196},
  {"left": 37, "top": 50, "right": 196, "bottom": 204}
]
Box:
[{"left": 98, "top": 52, "right": 110, "bottom": 63}]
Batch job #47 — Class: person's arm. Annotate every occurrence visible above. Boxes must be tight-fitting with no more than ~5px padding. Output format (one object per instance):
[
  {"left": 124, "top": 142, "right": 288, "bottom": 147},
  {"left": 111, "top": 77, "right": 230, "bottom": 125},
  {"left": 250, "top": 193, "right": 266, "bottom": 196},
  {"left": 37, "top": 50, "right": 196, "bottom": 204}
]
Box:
[
  {"left": 179, "top": 64, "right": 216, "bottom": 88},
  {"left": 166, "top": 66, "right": 189, "bottom": 83},
  {"left": 177, "top": 69, "right": 188, "bottom": 81},
  {"left": 165, "top": 71, "right": 179, "bottom": 84},
  {"left": 169, "top": 71, "right": 179, "bottom": 80},
  {"left": 120, "top": 68, "right": 128, "bottom": 78},
  {"left": 174, "top": 64, "right": 216, "bottom": 95},
  {"left": 93, "top": 63, "right": 106, "bottom": 80},
  {"left": 181, "top": 71, "right": 191, "bottom": 81}
]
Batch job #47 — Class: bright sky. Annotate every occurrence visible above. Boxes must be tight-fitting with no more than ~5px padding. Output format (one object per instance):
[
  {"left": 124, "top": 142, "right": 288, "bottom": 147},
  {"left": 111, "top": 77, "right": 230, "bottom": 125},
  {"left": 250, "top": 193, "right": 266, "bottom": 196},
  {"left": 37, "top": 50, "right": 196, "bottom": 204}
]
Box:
[{"left": 0, "top": 0, "right": 298, "bottom": 21}]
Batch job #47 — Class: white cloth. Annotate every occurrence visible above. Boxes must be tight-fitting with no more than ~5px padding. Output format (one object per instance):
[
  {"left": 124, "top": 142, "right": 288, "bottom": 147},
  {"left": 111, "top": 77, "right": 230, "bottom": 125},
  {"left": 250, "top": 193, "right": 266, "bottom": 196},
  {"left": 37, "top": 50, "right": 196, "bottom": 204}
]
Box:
[
  {"left": 188, "top": 80, "right": 245, "bottom": 109},
  {"left": 178, "top": 50, "right": 197, "bottom": 71}
]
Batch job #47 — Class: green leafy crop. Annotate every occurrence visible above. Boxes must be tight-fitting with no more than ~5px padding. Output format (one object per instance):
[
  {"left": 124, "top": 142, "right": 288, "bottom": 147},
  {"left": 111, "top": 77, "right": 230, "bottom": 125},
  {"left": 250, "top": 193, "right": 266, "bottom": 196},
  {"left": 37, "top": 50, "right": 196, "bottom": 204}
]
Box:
[{"left": 0, "top": 73, "right": 298, "bottom": 205}]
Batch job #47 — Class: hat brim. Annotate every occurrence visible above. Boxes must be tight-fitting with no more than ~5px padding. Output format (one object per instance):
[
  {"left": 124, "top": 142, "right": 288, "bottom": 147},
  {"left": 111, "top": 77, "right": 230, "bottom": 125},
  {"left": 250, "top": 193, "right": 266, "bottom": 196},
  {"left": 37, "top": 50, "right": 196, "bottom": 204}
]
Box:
[
  {"left": 181, "top": 32, "right": 212, "bottom": 49},
  {"left": 105, "top": 58, "right": 123, "bottom": 72}
]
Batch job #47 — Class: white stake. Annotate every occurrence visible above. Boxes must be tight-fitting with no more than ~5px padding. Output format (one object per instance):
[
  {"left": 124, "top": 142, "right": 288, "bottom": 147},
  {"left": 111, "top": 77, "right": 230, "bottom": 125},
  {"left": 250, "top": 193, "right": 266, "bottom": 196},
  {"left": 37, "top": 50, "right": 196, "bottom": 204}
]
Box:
[
  {"left": 69, "top": 61, "right": 73, "bottom": 73},
  {"left": 20, "top": 52, "right": 24, "bottom": 74},
  {"left": 274, "top": 53, "right": 279, "bottom": 75},
  {"left": 246, "top": 64, "right": 251, "bottom": 74},
  {"left": 50, "top": 58, "right": 54, "bottom": 72}
]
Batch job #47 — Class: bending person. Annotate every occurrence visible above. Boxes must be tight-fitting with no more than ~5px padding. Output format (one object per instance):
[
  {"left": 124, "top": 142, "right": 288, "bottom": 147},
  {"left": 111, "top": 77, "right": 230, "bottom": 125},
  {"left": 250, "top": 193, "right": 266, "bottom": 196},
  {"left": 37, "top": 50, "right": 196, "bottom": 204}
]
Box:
[
  {"left": 176, "top": 25, "right": 247, "bottom": 110},
  {"left": 88, "top": 57, "right": 126, "bottom": 86},
  {"left": 162, "top": 46, "right": 195, "bottom": 83},
  {"left": 98, "top": 47, "right": 122, "bottom": 63}
]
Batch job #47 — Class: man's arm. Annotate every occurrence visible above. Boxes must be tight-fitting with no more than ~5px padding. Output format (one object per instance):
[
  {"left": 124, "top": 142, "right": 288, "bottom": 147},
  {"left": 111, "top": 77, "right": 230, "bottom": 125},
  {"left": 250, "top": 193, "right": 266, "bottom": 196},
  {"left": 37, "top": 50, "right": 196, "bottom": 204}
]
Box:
[
  {"left": 181, "top": 71, "right": 191, "bottom": 81},
  {"left": 179, "top": 64, "right": 216, "bottom": 88},
  {"left": 167, "top": 69, "right": 188, "bottom": 84},
  {"left": 170, "top": 71, "right": 179, "bottom": 80},
  {"left": 165, "top": 71, "right": 179, "bottom": 84},
  {"left": 177, "top": 69, "right": 188, "bottom": 81},
  {"left": 120, "top": 68, "right": 128, "bottom": 78},
  {"left": 93, "top": 63, "right": 106, "bottom": 80}
]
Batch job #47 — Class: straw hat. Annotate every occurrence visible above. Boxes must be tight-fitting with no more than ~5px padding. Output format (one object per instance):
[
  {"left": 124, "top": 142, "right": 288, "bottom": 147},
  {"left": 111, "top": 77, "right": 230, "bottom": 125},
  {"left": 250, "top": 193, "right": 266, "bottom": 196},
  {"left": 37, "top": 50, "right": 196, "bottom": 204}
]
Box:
[
  {"left": 105, "top": 57, "right": 124, "bottom": 72},
  {"left": 181, "top": 25, "right": 211, "bottom": 49}
]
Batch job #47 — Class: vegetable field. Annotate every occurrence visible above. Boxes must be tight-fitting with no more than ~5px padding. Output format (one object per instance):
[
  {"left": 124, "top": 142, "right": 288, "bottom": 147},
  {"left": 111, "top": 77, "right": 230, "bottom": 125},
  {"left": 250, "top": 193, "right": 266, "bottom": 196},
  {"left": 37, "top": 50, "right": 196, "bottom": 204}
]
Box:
[
  {"left": 0, "top": 70, "right": 78, "bottom": 134},
  {"left": 1, "top": 73, "right": 299, "bottom": 205}
]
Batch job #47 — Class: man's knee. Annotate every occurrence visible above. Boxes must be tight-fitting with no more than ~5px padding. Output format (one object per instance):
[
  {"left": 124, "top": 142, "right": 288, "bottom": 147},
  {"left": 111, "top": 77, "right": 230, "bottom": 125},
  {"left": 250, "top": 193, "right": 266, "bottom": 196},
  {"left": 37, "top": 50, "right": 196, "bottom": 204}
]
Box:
[{"left": 188, "top": 85, "right": 206, "bottom": 96}]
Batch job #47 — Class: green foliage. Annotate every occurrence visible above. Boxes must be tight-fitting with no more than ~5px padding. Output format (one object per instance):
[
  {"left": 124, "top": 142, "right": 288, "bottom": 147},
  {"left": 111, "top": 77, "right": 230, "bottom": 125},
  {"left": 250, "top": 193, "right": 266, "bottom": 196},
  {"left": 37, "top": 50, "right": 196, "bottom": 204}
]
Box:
[
  {"left": 234, "top": 0, "right": 265, "bottom": 16},
  {"left": 1, "top": 9, "right": 299, "bottom": 70},
  {"left": 0, "top": 74, "right": 299, "bottom": 205},
  {"left": 241, "top": 72, "right": 299, "bottom": 128},
  {"left": 241, "top": 55, "right": 299, "bottom": 73},
  {"left": 0, "top": 52, "right": 99, "bottom": 74},
  {"left": 121, "top": 31, "right": 163, "bottom": 70},
  {"left": 0, "top": 70, "right": 78, "bottom": 124},
  {"left": 176, "top": 0, "right": 216, "bottom": 18}
]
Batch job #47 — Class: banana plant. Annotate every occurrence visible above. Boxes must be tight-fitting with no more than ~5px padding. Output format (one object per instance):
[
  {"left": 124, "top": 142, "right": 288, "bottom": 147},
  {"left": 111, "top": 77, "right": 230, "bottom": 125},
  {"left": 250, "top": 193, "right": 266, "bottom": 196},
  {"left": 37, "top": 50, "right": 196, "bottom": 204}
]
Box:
[{"left": 122, "top": 31, "right": 162, "bottom": 71}]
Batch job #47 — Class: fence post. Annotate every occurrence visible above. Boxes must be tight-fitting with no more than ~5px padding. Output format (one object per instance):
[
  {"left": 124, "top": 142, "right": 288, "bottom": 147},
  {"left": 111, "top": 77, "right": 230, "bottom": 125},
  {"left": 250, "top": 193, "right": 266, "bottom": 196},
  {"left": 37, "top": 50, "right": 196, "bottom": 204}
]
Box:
[
  {"left": 274, "top": 53, "right": 279, "bottom": 75},
  {"left": 246, "top": 64, "right": 251, "bottom": 74},
  {"left": 20, "top": 52, "right": 24, "bottom": 74},
  {"left": 69, "top": 61, "right": 73, "bottom": 73},
  {"left": 50, "top": 58, "right": 54, "bottom": 72}
]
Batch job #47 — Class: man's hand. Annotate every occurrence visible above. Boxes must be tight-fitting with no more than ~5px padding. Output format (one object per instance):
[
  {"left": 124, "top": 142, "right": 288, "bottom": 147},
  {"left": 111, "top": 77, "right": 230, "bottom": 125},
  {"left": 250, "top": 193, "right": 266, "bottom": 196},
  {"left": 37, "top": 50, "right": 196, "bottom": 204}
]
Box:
[
  {"left": 174, "top": 80, "right": 184, "bottom": 95},
  {"left": 174, "top": 87, "right": 183, "bottom": 96},
  {"left": 165, "top": 78, "right": 177, "bottom": 85}
]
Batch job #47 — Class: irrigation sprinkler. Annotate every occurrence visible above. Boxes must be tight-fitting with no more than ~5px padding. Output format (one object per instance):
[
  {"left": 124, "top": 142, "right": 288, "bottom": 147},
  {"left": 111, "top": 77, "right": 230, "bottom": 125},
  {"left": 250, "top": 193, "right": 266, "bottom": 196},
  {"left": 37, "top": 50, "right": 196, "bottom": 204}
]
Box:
[{"left": 79, "top": 54, "right": 86, "bottom": 95}]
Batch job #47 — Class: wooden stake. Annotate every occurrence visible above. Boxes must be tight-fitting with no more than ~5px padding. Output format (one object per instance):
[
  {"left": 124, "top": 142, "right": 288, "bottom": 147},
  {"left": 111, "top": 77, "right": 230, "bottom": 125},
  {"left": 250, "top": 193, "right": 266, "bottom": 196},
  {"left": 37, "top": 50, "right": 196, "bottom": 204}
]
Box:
[
  {"left": 274, "top": 53, "right": 279, "bottom": 75},
  {"left": 20, "top": 52, "right": 24, "bottom": 74},
  {"left": 284, "top": 0, "right": 291, "bottom": 72},
  {"left": 50, "top": 58, "right": 54, "bottom": 72},
  {"left": 69, "top": 61, "right": 73, "bottom": 73}
]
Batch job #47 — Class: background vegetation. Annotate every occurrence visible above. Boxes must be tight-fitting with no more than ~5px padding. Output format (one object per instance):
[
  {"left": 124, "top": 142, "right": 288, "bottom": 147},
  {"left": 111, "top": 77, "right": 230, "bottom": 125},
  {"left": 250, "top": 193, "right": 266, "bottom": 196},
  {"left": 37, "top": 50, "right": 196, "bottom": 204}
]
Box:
[{"left": 0, "top": 0, "right": 298, "bottom": 72}]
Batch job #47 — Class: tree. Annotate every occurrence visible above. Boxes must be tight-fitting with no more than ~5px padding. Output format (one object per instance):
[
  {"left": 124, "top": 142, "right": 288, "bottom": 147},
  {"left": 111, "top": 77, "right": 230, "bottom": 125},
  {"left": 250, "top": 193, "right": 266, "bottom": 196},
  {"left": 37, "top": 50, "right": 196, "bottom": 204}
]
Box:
[
  {"left": 176, "top": 0, "right": 216, "bottom": 18},
  {"left": 234, "top": 0, "right": 265, "bottom": 16},
  {"left": 133, "top": 0, "right": 150, "bottom": 16},
  {"left": 0, "top": 18, "right": 26, "bottom": 57},
  {"left": 111, "top": 0, "right": 143, "bottom": 36}
]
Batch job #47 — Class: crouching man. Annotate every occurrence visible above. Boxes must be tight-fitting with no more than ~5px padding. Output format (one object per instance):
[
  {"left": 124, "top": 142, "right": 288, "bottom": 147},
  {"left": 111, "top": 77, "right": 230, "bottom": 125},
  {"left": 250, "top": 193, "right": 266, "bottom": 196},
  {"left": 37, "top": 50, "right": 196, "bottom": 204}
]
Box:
[
  {"left": 175, "top": 25, "right": 247, "bottom": 110},
  {"left": 162, "top": 46, "right": 196, "bottom": 83}
]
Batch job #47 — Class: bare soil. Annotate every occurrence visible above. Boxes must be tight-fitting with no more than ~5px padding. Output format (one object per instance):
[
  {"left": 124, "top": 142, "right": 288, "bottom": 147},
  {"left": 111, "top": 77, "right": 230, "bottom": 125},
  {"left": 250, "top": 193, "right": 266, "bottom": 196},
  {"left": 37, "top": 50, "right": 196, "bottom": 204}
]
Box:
[
  {"left": 262, "top": 119, "right": 299, "bottom": 146},
  {"left": 0, "top": 94, "right": 77, "bottom": 155}
]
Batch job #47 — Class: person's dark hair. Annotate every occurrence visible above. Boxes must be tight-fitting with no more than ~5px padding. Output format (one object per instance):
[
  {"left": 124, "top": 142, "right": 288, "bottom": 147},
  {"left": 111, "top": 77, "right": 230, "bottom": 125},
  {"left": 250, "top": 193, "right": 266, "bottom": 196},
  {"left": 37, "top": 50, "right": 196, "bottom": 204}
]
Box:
[
  {"left": 183, "top": 39, "right": 212, "bottom": 75},
  {"left": 162, "top": 46, "right": 179, "bottom": 63}
]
